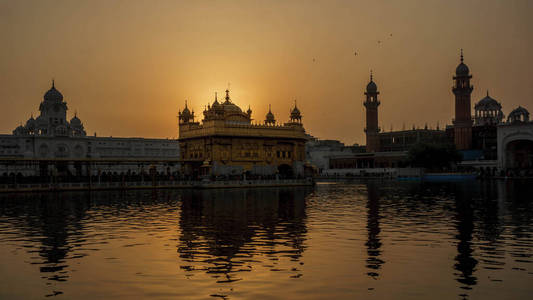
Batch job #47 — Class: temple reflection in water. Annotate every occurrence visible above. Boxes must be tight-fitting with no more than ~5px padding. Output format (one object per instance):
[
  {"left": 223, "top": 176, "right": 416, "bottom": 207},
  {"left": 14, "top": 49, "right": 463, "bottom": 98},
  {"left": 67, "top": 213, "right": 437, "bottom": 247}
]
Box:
[
  {"left": 0, "top": 181, "right": 532, "bottom": 299},
  {"left": 177, "top": 187, "right": 311, "bottom": 283},
  {"left": 365, "top": 182, "right": 384, "bottom": 279}
]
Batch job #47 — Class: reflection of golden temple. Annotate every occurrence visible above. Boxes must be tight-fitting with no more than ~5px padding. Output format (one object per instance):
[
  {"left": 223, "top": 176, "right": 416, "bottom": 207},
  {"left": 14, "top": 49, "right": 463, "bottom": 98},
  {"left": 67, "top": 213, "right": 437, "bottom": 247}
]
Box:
[{"left": 178, "top": 90, "right": 308, "bottom": 177}]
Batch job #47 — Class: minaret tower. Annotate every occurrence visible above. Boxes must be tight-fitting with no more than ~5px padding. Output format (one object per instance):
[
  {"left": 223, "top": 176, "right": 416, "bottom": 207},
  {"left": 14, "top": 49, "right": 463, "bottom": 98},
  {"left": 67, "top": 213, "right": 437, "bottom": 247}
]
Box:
[
  {"left": 452, "top": 49, "right": 473, "bottom": 150},
  {"left": 364, "top": 71, "right": 381, "bottom": 153}
]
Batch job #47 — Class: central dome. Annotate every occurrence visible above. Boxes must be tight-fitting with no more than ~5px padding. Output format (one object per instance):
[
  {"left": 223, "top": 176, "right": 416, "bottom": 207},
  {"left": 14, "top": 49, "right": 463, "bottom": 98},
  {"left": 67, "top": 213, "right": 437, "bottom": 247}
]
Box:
[
  {"left": 222, "top": 102, "right": 243, "bottom": 113},
  {"left": 44, "top": 81, "right": 63, "bottom": 102}
]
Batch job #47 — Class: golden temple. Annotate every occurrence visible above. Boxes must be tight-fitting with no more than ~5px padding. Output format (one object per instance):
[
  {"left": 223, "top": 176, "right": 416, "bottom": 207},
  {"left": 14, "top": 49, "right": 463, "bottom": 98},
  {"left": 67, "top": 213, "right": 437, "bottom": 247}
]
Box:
[{"left": 178, "top": 90, "right": 308, "bottom": 178}]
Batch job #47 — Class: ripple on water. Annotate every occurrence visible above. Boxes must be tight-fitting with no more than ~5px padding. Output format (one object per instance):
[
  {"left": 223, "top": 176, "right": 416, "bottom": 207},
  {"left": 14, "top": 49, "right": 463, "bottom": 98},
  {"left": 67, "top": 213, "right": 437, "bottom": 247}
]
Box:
[{"left": 0, "top": 182, "right": 532, "bottom": 299}]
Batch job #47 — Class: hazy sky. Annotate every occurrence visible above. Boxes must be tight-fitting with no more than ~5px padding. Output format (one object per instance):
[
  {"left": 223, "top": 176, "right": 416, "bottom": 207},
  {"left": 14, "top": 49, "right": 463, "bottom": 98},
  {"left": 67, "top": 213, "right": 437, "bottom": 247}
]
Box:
[{"left": 1, "top": 0, "right": 532, "bottom": 144}]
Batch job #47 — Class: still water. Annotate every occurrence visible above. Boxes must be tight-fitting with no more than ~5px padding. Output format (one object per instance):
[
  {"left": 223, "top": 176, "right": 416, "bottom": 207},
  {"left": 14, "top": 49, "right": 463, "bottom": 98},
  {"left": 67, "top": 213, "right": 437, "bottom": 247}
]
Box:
[{"left": 0, "top": 181, "right": 532, "bottom": 299}]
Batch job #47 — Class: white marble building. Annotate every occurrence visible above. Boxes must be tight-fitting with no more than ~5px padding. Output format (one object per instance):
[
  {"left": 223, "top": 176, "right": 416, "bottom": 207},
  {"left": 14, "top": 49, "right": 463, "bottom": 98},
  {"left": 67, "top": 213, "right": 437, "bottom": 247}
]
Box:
[
  {"left": 497, "top": 107, "right": 533, "bottom": 170},
  {"left": 305, "top": 138, "right": 365, "bottom": 172},
  {"left": 1, "top": 82, "right": 179, "bottom": 176}
]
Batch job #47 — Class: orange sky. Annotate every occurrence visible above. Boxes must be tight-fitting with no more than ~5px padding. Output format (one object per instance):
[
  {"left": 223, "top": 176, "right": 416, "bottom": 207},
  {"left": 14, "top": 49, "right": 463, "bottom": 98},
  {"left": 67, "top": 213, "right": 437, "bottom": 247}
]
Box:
[{"left": 1, "top": 0, "right": 532, "bottom": 145}]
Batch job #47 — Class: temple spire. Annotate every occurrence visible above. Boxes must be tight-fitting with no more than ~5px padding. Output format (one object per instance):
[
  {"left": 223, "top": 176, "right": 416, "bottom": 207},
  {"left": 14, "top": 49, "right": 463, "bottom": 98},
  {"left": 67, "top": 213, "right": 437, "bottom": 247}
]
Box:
[
  {"left": 52, "top": 78, "right": 55, "bottom": 88},
  {"left": 460, "top": 49, "right": 464, "bottom": 63},
  {"left": 225, "top": 89, "right": 230, "bottom": 102}
]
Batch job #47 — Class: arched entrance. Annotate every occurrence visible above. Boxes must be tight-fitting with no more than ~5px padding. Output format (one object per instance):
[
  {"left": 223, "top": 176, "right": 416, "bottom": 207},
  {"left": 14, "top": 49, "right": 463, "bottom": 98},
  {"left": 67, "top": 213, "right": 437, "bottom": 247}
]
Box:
[
  {"left": 505, "top": 140, "right": 533, "bottom": 169},
  {"left": 278, "top": 164, "right": 293, "bottom": 179}
]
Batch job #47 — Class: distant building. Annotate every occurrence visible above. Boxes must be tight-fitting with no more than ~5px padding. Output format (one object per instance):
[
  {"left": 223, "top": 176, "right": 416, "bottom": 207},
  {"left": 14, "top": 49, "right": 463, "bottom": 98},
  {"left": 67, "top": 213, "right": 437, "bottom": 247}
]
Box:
[
  {"left": 1, "top": 81, "right": 179, "bottom": 176},
  {"left": 497, "top": 107, "right": 533, "bottom": 170},
  {"left": 363, "top": 73, "right": 450, "bottom": 154},
  {"left": 324, "top": 49, "right": 533, "bottom": 173},
  {"left": 322, "top": 72, "right": 450, "bottom": 172},
  {"left": 448, "top": 51, "right": 532, "bottom": 170},
  {"left": 178, "top": 90, "right": 308, "bottom": 177},
  {"left": 305, "top": 139, "right": 364, "bottom": 172}
]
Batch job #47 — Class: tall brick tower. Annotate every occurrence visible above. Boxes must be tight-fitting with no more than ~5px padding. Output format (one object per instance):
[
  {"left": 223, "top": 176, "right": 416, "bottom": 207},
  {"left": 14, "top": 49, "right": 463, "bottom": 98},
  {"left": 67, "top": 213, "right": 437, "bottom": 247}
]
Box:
[
  {"left": 364, "top": 71, "right": 381, "bottom": 153},
  {"left": 452, "top": 49, "right": 473, "bottom": 150}
]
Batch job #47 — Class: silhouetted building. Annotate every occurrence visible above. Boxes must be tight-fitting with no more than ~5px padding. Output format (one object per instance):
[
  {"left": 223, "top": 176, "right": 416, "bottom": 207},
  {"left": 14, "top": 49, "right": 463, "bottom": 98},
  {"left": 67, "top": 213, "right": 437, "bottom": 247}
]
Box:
[
  {"left": 446, "top": 51, "right": 533, "bottom": 169},
  {"left": 362, "top": 73, "right": 449, "bottom": 154},
  {"left": 452, "top": 50, "right": 474, "bottom": 150},
  {"left": 364, "top": 72, "right": 381, "bottom": 153}
]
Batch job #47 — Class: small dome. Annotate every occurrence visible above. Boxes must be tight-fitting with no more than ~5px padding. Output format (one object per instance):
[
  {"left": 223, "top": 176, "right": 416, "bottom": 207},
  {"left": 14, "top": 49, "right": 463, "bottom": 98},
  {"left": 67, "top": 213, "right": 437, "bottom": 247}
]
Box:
[
  {"left": 179, "top": 101, "right": 194, "bottom": 123},
  {"left": 70, "top": 115, "right": 82, "bottom": 126},
  {"left": 265, "top": 105, "right": 275, "bottom": 124},
  {"left": 44, "top": 81, "right": 63, "bottom": 102},
  {"left": 475, "top": 94, "right": 501, "bottom": 111},
  {"left": 510, "top": 106, "right": 529, "bottom": 115},
  {"left": 13, "top": 125, "right": 27, "bottom": 136},
  {"left": 25, "top": 116, "right": 36, "bottom": 129},
  {"left": 455, "top": 50, "right": 470, "bottom": 76},
  {"left": 35, "top": 115, "right": 47, "bottom": 125},
  {"left": 291, "top": 106, "right": 301, "bottom": 116},
  {"left": 456, "top": 63, "right": 470, "bottom": 76},
  {"left": 508, "top": 106, "right": 530, "bottom": 123},
  {"left": 366, "top": 80, "right": 378, "bottom": 93},
  {"left": 212, "top": 92, "right": 221, "bottom": 108}
]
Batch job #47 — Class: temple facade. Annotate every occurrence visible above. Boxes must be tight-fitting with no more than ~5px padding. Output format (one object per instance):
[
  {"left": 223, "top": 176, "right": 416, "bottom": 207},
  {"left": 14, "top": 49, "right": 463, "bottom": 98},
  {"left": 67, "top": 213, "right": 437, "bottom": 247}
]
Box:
[{"left": 178, "top": 90, "right": 308, "bottom": 178}]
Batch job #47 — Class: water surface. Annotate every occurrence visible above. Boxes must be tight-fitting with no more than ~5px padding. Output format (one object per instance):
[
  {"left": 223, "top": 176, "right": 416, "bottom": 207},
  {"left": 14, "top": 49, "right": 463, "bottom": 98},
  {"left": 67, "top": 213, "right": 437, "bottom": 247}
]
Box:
[{"left": 0, "top": 181, "right": 531, "bottom": 299}]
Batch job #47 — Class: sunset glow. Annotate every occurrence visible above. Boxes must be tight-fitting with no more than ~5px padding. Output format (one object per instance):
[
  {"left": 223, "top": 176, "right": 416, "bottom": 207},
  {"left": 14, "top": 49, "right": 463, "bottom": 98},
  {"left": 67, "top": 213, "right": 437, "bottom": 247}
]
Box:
[{"left": 2, "top": 0, "right": 531, "bottom": 144}]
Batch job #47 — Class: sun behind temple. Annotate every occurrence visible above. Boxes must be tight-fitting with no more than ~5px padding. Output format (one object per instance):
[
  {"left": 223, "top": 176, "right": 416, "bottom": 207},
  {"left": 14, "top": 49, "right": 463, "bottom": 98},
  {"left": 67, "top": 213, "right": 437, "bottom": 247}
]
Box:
[{"left": 178, "top": 89, "right": 309, "bottom": 178}]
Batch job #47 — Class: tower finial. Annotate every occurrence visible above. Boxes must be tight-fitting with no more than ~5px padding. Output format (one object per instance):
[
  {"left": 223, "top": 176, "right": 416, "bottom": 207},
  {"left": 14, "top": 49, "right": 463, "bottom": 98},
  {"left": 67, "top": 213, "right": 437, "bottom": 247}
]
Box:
[
  {"left": 52, "top": 78, "right": 55, "bottom": 88},
  {"left": 486, "top": 90, "right": 489, "bottom": 97},
  {"left": 370, "top": 70, "right": 373, "bottom": 81},
  {"left": 225, "top": 89, "right": 230, "bottom": 102},
  {"left": 215, "top": 92, "right": 218, "bottom": 101},
  {"left": 460, "top": 49, "right": 464, "bottom": 63},
  {"left": 269, "top": 104, "right": 271, "bottom": 112},
  {"left": 185, "top": 99, "right": 188, "bottom": 108}
]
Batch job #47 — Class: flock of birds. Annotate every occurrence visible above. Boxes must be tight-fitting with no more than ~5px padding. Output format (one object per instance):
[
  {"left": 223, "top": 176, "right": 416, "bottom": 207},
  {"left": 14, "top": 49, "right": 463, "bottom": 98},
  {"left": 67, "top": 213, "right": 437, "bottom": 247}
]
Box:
[{"left": 312, "top": 33, "right": 393, "bottom": 63}]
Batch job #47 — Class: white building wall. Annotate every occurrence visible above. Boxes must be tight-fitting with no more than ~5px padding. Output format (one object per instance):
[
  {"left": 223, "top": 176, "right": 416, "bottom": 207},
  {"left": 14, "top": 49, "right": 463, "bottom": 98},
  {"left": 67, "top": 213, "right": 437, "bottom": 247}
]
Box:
[
  {"left": 497, "top": 123, "right": 533, "bottom": 169},
  {"left": 0, "top": 134, "right": 180, "bottom": 176}
]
